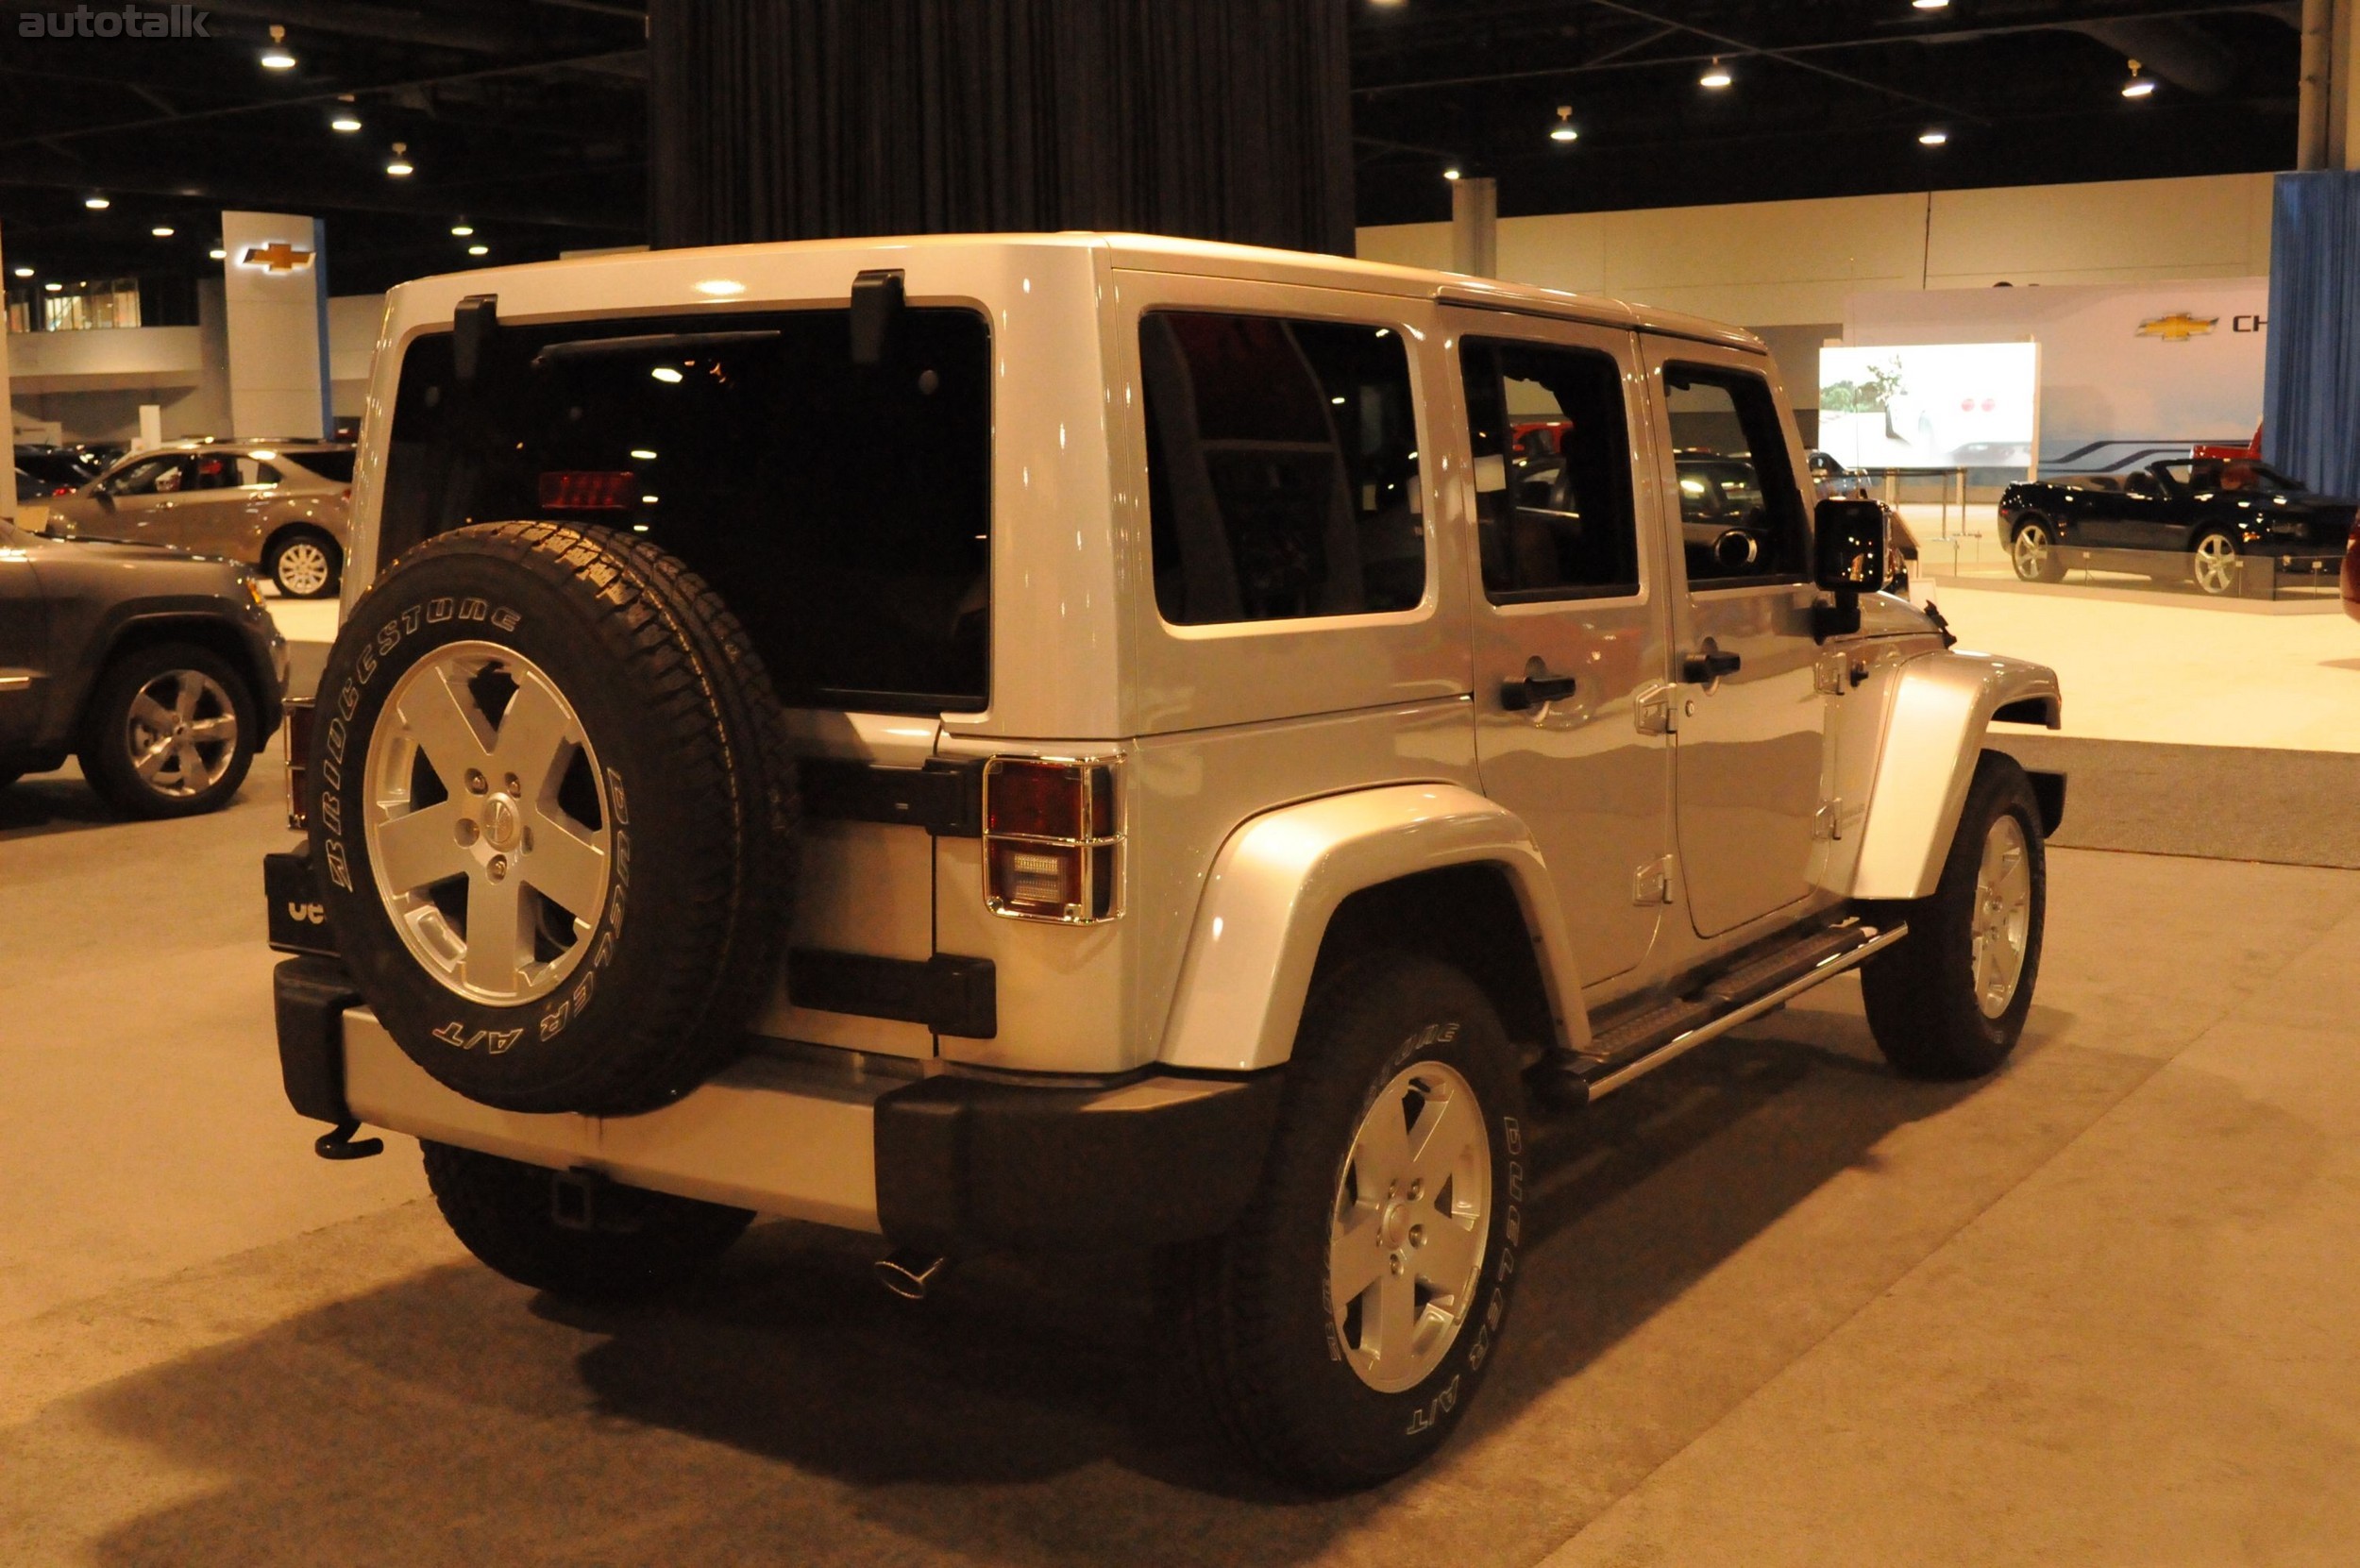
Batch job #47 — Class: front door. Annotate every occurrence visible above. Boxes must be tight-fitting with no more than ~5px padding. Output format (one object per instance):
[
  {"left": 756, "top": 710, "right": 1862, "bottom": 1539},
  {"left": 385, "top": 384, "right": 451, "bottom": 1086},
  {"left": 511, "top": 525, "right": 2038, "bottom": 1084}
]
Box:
[
  {"left": 1645, "top": 344, "right": 1829, "bottom": 938},
  {"left": 70, "top": 453, "right": 194, "bottom": 545},
  {"left": 1453, "top": 314, "right": 1671, "bottom": 987}
]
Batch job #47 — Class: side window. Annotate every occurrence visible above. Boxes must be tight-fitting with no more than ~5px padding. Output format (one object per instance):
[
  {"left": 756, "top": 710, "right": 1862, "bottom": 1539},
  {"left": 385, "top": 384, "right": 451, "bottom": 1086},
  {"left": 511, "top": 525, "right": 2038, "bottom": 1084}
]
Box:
[
  {"left": 1662, "top": 363, "right": 1808, "bottom": 586},
  {"left": 1140, "top": 311, "right": 1424, "bottom": 626},
  {"left": 1460, "top": 339, "right": 1639, "bottom": 601},
  {"left": 110, "top": 456, "right": 187, "bottom": 496},
  {"left": 240, "top": 460, "right": 282, "bottom": 487},
  {"left": 297, "top": 450, "right": 355, "bottom": 484},
  {"left": 187, "top": 453, "right": 238, "bottom": 491}
]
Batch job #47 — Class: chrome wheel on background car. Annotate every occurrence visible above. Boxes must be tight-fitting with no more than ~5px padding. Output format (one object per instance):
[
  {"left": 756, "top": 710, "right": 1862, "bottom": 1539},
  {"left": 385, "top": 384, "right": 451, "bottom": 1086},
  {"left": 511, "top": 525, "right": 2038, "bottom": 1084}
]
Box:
[
  {"left": 125, "top": 668, "right": 240, "bottom": 798},
  {"left": 2011, "top": 521, "right": 2063, "bottom": 582},
  {"left": 266, "top": 531, "right": 341, "bottom": 599},
  {"left": 2190, "top": 531, "right": 2240, "bottom": 596},
  {"left": 362, "top": 640, "right": 613, "bottom": 1007},
  {"left": 1328, "top": 1059, "right": 1492, "bottom": 1394}
]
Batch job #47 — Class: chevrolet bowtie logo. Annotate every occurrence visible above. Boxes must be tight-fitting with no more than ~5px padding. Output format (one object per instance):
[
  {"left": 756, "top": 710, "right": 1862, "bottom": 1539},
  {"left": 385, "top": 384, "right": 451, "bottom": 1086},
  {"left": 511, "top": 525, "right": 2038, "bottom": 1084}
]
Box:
[
  {"left": 2137, "top": 312, "right": 2217, "bottom": 343},
  {"left": 241, "top": 241, "right": 315, "bottom": 273}
]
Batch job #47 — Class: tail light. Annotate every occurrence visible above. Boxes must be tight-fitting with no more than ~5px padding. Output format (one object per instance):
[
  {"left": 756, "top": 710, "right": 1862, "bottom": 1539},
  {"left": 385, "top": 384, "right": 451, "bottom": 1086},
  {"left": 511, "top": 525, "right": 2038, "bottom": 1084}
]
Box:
[
  {"left": 48, "top": 484, "right": 73, "bottom": 497},
  {"left": 283, "top": 697, "right": 317, "bottom": 830},
  {"left": 536, "top": 470, "right": 636, "bottom": 511},
  {"left": 982, "top": 757, "right": 1121, "bottom": 923}
]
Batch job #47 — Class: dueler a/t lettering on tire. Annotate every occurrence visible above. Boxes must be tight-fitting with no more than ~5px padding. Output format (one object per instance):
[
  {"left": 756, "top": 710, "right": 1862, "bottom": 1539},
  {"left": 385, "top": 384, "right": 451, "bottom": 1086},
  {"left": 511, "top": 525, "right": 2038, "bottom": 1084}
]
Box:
[
  {"left": 308, "top": 521, "right": 797, "bottom": 1116},
  {"left": 1177, "top": 954, "right": 1526, "bottom": 1490}
]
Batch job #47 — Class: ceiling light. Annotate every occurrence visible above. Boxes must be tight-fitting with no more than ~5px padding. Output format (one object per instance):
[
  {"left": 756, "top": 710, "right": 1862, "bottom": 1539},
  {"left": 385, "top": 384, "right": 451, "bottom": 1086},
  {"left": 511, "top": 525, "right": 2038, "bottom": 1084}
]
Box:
[
  {"left": 84, "top": 194, "right": 110, "bottom": 210},
  {"left": 629, "top": 448, "right": 658, "bottom": 461},
  {"left": 43, "top": 282, "right": 62, "bottom": 293},
  {"left": 260, "top": 24, "right": 295, "bottom": 69},
  {"left": 151, "top": 226, "right": 175, "bottom": 238},
  {"left": 466, "top": 244, "right": 488, "bottom": 256},
  {"left": 1919, "top": 127, "right": 1949, "bottom": 145},
  {"left": 1912, "top": 0, "right": 1948, "bottom": 8},
  {"left": 1442, "top": 165, "right": 1462, "bottom": 181},
  {"left": 10, "top": 265, "right": 31, "bottom": 278},
  {"left": 449, "top": 223, "right": 474, "bottom": 237},
  {"left": 385, "top": 142, "right": 413, "bottom": 177},
  {"left": 1549, "top": 106, "right": 1578, "bottom": 143},
  {"left": 1700, "top": 58, "right": 1732, "bottom": 89},
  {"left": 2122, "top": 59, "right": 2156, "bottom": 97},
  {"left": 649, "top": 366, "right": 684, "bottom": 383},
  {"left": 330, "top": 115, "right": 362, "bottom": 132},
  {"left": 209, "top": 247, "right": 226, "bottom": 260}
]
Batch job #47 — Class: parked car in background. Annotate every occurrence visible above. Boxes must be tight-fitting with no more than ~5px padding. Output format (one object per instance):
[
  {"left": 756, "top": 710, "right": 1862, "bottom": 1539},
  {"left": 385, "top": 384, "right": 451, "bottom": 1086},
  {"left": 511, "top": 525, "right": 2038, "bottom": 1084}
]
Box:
[
  {"left": 45, "top": 439, "right": 355, "bottom": 599},
  {"left": 14, "top": 444, "right": 100, "bottom": 497},
  {"left": 2000, "top": 458, "right": 2352, "bottom": 596},
  {"left": 0, "top": 516, "right": 287, "bottom": 816}
]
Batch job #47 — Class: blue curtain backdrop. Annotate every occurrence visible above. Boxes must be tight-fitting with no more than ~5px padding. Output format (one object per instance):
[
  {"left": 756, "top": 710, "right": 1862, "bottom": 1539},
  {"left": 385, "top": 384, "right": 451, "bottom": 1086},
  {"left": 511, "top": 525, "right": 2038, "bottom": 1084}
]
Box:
[{"left": 2264, "top": 171, "right": 2360, "bottom": 497}]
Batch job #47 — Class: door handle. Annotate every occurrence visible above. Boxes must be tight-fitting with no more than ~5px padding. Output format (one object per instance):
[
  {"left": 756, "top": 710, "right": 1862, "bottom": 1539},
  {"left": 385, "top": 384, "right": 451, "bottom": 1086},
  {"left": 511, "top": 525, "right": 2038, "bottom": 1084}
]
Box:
[
  {"left": 1679, "top": 640, "right": 1742, "bottom": 684},
  {"left": 1500, "top": 659, "right": 1578, "bottom": 711}
]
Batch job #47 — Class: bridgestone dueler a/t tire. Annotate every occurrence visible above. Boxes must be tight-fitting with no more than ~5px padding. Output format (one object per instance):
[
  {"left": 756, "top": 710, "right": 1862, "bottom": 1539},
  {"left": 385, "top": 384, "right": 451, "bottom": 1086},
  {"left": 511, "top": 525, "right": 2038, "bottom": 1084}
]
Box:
[
  {"left": 1175, "top": 954, "right": 1526, "bottom": 1491},
  {"left": 1861, "top": 751, "right": 2046, "bottom": 1080},
  {"left": 423, "top": 1141, "right": 753, "bottom": 1302},
  {"left": 309, "top": 521, "right": 798, "bottom": 1115}
]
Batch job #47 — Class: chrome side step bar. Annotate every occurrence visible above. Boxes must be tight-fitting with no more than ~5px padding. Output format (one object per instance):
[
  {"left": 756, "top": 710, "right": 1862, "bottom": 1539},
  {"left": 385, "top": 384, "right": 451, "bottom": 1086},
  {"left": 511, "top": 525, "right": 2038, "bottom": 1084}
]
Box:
[{"left": 1536, "top": 919, "right": 1909, "bottom": 1108}]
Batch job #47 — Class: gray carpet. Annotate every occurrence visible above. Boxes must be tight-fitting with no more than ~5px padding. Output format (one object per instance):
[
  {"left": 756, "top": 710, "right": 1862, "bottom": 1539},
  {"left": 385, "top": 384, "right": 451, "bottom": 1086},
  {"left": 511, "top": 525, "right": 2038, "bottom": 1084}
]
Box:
[{"left": 1987, "top": 733, "right": 2360, "bottom": 869}]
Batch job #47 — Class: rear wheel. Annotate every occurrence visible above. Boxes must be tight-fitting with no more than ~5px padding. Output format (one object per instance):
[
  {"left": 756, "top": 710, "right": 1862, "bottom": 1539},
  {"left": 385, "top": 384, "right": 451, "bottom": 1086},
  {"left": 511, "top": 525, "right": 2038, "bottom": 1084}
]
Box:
[
  {"left": 1861, "top": 753, "right": 2046, "bottom": 1079},
  {"left": 1176, "top": 954, "right": 1525, "bottom": 1489},
  {"left": 265, "top": 528, "right": 342, "bottom": 599},
  {"left": 423, "top": 1140, "right": 752, "bottom": 1302},
  {"left": 2188, "top": 529, "right": 2241, "bottom": 596},
  {"left": 77, "top": 641, "right": 256, "bottom": 818},
  {"left": 2010, "top": 518, "right": 2066, "bottom": 582}
]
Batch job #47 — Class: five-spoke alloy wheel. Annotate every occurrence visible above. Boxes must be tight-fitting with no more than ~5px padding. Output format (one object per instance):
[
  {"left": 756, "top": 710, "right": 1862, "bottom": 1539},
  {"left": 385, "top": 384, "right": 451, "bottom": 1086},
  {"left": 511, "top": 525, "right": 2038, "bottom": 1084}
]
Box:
[
  {"left": 364, "top": 641, "right": 612, "bottom": 1006},
  {"left": 2189, "top": 529, "right": 2241, "bottom": 597},
  {"left": 78, "top": 642, "right": 258, "bottom": 818}
]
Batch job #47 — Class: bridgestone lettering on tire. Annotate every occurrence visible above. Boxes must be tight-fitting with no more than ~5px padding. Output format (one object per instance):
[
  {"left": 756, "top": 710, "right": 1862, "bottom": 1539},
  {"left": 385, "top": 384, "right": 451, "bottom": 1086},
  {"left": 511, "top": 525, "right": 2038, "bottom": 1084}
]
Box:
[
  {"left": 308, "top": 521, "right": 798, "bottom": 1115},
  {"left": 1176, "top": 954, "right": 1525, "bottom": 1490}
]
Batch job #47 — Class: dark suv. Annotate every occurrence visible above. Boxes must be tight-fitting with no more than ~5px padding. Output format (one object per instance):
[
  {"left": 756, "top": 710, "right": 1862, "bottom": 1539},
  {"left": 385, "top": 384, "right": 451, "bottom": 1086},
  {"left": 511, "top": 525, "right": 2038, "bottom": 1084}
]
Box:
[{"left": 0, "top": 518, "right": 288, "bottom": 817}]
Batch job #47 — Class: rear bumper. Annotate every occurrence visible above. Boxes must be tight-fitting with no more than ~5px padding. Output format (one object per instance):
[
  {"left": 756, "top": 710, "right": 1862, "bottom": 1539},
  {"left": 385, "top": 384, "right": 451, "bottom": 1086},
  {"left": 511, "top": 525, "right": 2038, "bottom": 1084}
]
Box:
[{"left": 273, "top": 959, "right": 1284, "bottom": 1253}]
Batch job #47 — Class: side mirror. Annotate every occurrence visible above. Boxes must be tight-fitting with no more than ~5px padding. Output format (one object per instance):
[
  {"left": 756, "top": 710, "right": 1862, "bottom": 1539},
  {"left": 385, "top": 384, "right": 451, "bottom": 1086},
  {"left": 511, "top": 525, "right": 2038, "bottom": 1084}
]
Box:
[{"left": 1812, "top": 497, "right": 1888, "bottom": 639}]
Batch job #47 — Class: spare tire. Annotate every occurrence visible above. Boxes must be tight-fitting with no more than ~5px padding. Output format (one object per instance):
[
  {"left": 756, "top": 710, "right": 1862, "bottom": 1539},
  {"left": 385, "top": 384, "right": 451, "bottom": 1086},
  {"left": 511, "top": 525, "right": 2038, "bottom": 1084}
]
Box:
[{"left": 307, "top": 521, "right": 797, "bottom": 1115}]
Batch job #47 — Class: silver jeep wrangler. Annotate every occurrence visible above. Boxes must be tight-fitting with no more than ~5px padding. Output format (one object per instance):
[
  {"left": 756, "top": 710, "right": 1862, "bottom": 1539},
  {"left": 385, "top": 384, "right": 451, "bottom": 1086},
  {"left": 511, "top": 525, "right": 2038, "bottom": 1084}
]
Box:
[{"left": 267, "top": 233, "right": 2064, "bottom": 1489}]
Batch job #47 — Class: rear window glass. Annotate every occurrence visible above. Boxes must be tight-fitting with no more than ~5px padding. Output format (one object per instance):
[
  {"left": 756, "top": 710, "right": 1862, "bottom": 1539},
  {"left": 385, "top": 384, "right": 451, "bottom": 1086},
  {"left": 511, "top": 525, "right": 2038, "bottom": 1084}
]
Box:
[
  {"left": 295, "top": 450, "right": 354, "bottom": 483},
  {"left": 1140, "top": 312, "right": 1424, "bottom": 626},
  {"left": 381, "top": 308, "right": 992, "bottom": 714}
]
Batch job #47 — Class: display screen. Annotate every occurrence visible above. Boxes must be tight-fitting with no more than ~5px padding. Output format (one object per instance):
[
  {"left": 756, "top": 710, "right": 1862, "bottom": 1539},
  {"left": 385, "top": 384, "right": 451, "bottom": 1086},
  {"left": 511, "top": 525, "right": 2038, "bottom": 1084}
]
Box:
[{"left": 1818, "top": 342, "right": 2040, "bottom": 477}]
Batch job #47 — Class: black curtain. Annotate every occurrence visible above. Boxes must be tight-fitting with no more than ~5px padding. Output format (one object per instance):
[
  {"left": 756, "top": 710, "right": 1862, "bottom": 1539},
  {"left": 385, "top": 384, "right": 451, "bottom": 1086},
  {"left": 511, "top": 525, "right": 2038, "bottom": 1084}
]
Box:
[{"left": 648, "top": 0, "right": 1353, "bottom": 256}]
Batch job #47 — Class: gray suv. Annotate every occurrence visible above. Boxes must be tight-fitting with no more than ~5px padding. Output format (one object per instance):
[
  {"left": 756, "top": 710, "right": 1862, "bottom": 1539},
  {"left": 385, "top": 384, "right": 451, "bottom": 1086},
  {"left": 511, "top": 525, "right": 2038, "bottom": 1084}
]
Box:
[{"left": 0, "top": 519, "right": 287, "bottom": 816}]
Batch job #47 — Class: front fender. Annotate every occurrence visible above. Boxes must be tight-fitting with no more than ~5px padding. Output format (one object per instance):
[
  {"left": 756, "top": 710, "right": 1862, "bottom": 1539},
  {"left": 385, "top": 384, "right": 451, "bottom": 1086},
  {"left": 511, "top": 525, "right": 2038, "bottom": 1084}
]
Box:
[
  {"left": 1156, "top": 784, "right": 1587, "bottom": 1073},
  {"left": 1848, "top": 650, "right": 2062, "bottom": 902}
]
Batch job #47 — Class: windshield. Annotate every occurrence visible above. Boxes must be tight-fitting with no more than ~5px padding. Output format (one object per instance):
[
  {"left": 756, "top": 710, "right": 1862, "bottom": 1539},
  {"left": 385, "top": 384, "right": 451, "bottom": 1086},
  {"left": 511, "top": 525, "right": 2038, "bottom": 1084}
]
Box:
[{"left": 382, "top": 307, "right": 994, "bottom": 715}]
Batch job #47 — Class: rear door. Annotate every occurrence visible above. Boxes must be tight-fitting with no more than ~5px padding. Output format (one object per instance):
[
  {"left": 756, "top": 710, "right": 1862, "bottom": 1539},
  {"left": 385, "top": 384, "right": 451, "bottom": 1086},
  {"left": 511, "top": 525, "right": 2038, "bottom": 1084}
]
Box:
[
  {"left": 1450, "top": 312, "right": 1672, "bottom": 986},
  {"left": 1643, "top": 341, "right": 1829, "bottom": 939}
]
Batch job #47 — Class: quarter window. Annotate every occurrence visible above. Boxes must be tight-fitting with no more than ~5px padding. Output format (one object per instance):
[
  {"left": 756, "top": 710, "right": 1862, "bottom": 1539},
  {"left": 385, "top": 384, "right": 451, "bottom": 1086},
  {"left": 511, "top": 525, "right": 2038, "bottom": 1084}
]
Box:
[
  {"left": 1140, "top": 312, "right": 1424, "bottom": 626},
  {"left": 1460, "top": 339, "right": 1640, "bottom": 601},
  {"left": 1662, "top": 364, "right": 1809, "bottom": 586}
]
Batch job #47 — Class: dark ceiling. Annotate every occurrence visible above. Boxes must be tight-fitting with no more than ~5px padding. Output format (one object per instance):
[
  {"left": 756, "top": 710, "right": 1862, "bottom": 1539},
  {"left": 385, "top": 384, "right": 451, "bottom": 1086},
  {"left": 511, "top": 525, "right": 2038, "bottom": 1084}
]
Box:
[{"left": 0, "top": 0, "right": 2305, "bottom": 298}]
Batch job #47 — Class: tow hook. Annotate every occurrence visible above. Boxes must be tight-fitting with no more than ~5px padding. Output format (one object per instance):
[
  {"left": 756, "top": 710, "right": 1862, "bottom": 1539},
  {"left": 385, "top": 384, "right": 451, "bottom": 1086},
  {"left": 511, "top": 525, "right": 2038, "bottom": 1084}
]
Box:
[
  {"left": 313, "top": 1120, "right": 384, "bottom": 1161},
  {"left": 874, "top": 1250, "right": 948, "bottom": 1301}
]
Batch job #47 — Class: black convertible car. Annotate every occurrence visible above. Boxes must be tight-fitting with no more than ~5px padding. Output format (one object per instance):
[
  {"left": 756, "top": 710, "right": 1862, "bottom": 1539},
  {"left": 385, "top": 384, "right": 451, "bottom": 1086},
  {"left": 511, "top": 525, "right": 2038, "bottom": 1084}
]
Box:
[{"left": 1999, "top": 458, "right": 2352, "bottom": 597}]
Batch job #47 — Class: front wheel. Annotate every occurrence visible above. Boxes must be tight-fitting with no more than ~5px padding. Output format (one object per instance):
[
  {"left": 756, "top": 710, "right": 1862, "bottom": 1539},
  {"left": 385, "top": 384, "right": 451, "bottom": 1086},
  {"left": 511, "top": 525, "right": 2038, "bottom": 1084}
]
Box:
[
  {"left": 1175, "top": 954, "right": 1526, "bottom": 1490},
  {"left": 2010, "top": 519, "right": 2066, "bottom": 583},
  {"left": 1861, "top": 752, "right": 2046, "bottom": 1079},
  {"left": 2189, "top": 529, "right": 2241, "bottom": 597},
  {"left": 423, "top": 1140, "right": 753, "bottom": 1302},
  {"left": 77, "top": 642, "right": 257, "bottom": 818}
]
